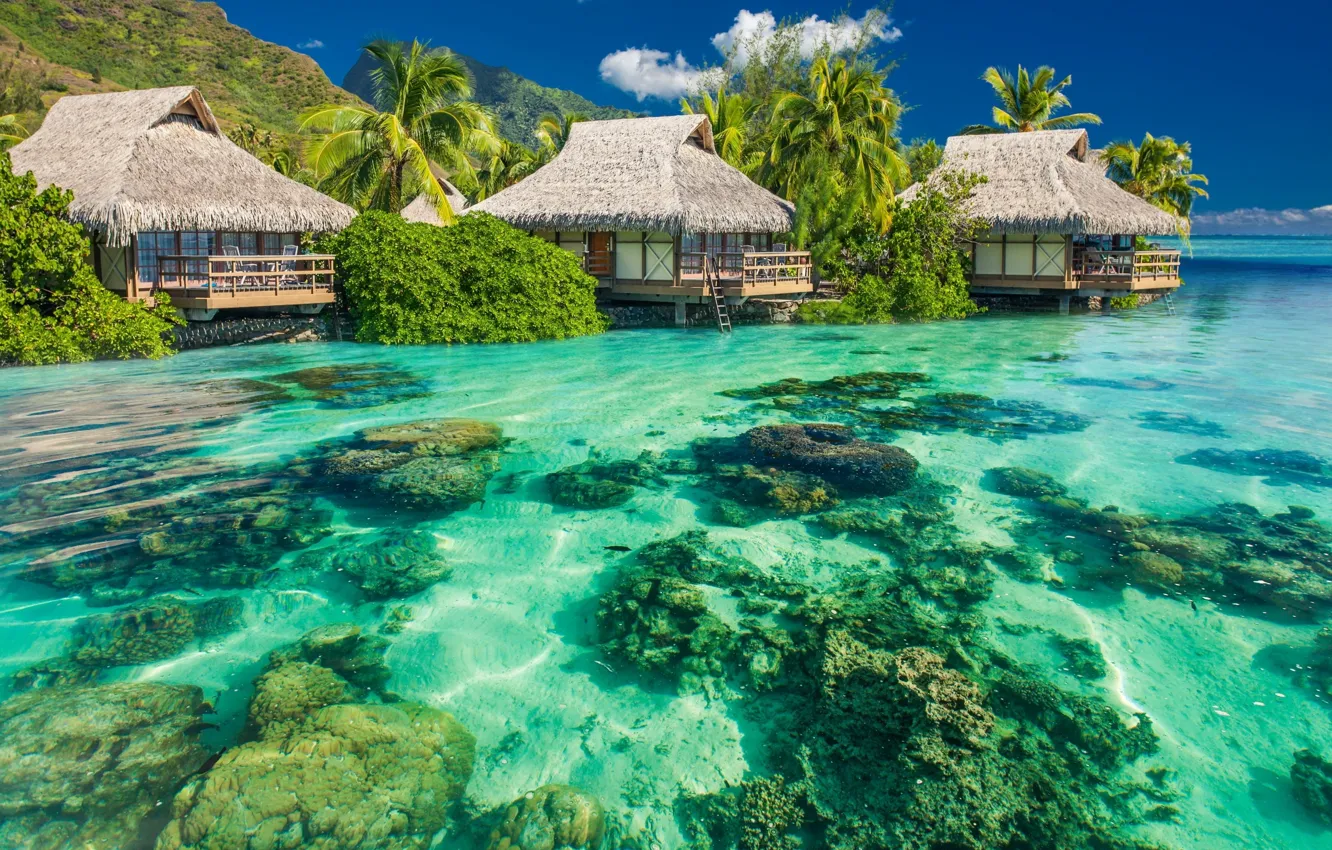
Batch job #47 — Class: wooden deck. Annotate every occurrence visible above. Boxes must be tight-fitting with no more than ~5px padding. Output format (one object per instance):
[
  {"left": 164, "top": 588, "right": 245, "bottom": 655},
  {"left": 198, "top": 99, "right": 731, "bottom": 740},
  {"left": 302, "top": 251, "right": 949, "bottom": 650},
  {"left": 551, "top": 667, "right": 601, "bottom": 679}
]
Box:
[
  {"left": 973, "top": 249, "right": 1182, "bottom": 293},
  {"left": 591, "top": 249, "right": 814, "bottom": 299},
  {"left": 154, "top": 253, "right": 336, "bottom": 310}
]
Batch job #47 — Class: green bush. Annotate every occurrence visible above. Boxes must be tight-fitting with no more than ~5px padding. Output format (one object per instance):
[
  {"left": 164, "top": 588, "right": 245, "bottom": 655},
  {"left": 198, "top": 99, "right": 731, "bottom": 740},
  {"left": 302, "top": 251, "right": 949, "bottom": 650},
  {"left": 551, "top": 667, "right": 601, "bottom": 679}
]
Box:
[
  {"left": 0, "top": 154, "right": 180, "bottom": 366},
  {"left": 839, "top": 172, "right": 986, "bottom": 323},
  {"left": 320, "top": 211, "right": 608, "bottom": 345},
  {"left": 794, "top": 299, "right": 866, "bottom": 324}
]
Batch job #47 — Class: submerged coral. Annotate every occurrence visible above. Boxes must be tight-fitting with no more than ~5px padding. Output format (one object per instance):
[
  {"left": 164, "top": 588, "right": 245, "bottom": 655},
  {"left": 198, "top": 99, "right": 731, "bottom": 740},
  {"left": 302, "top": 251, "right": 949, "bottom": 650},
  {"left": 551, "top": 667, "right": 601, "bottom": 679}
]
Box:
[
  {"left": 485, "top": 784, "right": 606, "bottom": 850},
  {"left": 303, "top": 530, "right": 452, "bottom": 599},
  {"left": 268, "top": 623, "right": 393, "bottom": 694},
  {"left": 204, "top": 363, "right": 431, "bottom": 410},
  {"left": 320, "top": 418, "right": 503, "bottom": 513},
  {"left": 1133, "top": 410, "right": 1228, "bottom": 438},
  {"left": 68, "top": 596, "right": 243, "bottom": 668},
  {"left": 737, "top": 423, "right": 917, "bottom": 496},
  {"left": 546, "top": 452, "right": 662, "bottom": 509},
  {"left": 1292, "top": 749, "right": 1332, "bottom": 825},
  {"left": 1177, "top": 447, "right": 1332, "bottom": 488},
  {"left": 0, "top": 683, "right": 209, "bottom": 849}
]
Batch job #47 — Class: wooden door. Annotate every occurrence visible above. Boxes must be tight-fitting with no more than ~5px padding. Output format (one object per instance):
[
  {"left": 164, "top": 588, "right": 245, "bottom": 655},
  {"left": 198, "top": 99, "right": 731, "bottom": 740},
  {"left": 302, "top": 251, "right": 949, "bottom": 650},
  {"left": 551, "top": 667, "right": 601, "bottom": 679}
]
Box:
[{"left": 586, "top": 232, "right": 613, "bottom": 277}]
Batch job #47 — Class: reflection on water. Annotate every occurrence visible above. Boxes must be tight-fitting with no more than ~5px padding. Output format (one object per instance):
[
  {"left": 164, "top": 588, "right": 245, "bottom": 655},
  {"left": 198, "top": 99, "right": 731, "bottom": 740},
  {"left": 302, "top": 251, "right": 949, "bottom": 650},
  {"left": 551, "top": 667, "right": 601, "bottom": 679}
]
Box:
[{"left": 2, "top": 237, "right": 1332, "bottom": 849}]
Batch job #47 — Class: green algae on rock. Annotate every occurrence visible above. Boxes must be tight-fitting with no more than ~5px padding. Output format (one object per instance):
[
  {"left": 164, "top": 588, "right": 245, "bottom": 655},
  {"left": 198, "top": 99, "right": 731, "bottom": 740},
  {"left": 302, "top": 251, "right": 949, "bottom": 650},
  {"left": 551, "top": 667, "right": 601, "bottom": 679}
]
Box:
[
  {"left": 0, "top": 683, "right": 209, "bottom": 850},
  {"left": 302, "top": 530, "right": 452, "bottom": 599},
  {"left": 69, "top": 596, "right": 243, "bottom": 667},
  {"left": 1292, "top": 749, "right": 1332, "bottom": 825},
  {"left": 1177, "top": 447, "right": 1332, "bottom": 488},
  {"left": 203, "top": 363, "right": 431, "bottom": 410},
  {"left": 546, "top": 452, "right": 663, "bottom": 509},
  {"left": 741, "top": 423, "right": 917, "bottom": 496},
  {"left": 484, "top": 784, "right": 606, "bottom": 850},
  {"left": 268, "top": 623, "right": 394, "bottom": 695},
  {"left": 320, "top": 418, "right": 504, "bottom": 514}
]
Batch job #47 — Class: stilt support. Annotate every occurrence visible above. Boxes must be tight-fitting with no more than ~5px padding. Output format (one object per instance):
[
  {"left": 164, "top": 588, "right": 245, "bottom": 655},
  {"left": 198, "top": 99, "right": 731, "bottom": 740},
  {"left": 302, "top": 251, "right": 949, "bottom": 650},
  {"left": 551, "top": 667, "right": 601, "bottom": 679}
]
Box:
[
  {"left": 1058, "top": 296, "right": 1071, "bottom": 315},
  {"left": 674, "top": 300, "right": 687, "bottom": 327}
]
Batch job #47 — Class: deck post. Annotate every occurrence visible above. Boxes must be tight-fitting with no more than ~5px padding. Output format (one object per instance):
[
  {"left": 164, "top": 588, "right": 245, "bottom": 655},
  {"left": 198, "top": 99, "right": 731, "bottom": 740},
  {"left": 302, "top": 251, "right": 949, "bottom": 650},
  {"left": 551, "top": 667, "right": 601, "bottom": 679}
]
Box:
[
  {"left": 1058, "top": 296, "right": 1071, "bottom": 315},
  {"left": 674, "top": 299, "right": 687, "bottom": 327}
]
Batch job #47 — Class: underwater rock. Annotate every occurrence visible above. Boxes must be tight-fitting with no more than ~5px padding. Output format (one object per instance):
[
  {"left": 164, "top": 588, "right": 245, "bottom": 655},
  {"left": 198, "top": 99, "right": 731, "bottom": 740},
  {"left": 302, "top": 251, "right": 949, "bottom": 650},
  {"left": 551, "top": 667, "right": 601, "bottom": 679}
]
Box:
[
  {"left": 485, "top": 784, "right": 606, "bottom": 850},
  {"left": 306, "top": 530, "right": 452, "bottom": 599},
  {"left": 208, "top": 364, "right": 430, "bottom": 409},
  {"left": 1292, "top": 749, "right": 1332, "bottom": 825},
  {"left": 988, "top": 467, "right": 1067, "bottom": 500},
  {"left": 546, "top": 452, "right": 661, "bottom": 509},
  {"left": 323, "top": 447, "right": 410, "bottom": 476},
  {"left": 246, "top": 661, "right": 353, "bottom": 740},
  {"left": 361, "top": 418, "right": 504, "bottom": 455},
  {"left": 1177, "top": 447, "right": 1332, "bottom": 488},
  {"left": 10, "top": 656, "right": 97, "bottom": 691},
  {"left": 1133, "top": 410, "right": 1228, "bottom": 438},
  {"left": 721, "top": 371, "right": 930, "bottom": 404},
  {"left": 0, "top": 683, "right": 209, "bottom": 850},
  {"left": 1064, "top": 376, "right": 1175, "bottom": 391},
  {"left": 372, "top": 453, "right": 500, "bottom": 512},
  {"left": 708, "top": 464, "right": 839, "bottom": 519},
  {"left": 873, "top": 392, "right": 1093, "bottom": 441},
  {"left": 268, "top": 623, "right": 393, "bottom": 694},
  {"left": 1053, "top": 635, "right": 1108, "bottom": 680},
  {"left": 68, "top": 596, "right": 243, "bottom": 668},
  {"left": 1123, "top": 551, "right": 1184, "bottom": 590},
  {"left": 742, "top": 423, "right": 917, "bottom": 496},
  {"left": 157, "top": 700, "right": 475, "bottom": 850},
  {"left": 677, "top": 775, "right": 806, "bottom": 850}
]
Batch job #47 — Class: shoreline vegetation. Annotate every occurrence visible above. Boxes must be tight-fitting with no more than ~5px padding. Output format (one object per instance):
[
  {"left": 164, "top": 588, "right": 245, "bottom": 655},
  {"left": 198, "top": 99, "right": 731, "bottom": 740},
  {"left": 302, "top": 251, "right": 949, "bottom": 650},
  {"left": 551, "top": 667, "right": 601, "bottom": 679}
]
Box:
[{"left": 2, "top": 12, "right": 1205, "bottom": 364}]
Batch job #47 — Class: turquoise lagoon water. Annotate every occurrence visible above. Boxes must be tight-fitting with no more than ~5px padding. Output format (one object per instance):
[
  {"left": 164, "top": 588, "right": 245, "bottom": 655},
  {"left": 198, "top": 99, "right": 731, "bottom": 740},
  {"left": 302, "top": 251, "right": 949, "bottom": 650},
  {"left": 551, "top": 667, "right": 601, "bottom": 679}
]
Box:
[{"left": 2, "top": 236, "right": 1332, "bottom": 848}]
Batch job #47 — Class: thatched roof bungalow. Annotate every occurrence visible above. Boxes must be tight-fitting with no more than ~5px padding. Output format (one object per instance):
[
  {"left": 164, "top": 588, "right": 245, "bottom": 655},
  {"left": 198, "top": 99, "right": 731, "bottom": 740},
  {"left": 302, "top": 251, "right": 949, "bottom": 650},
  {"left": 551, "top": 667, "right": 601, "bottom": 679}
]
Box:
[
  {"left": 902, "top": 130, "right": 1182, "bottom": 296},
  {"left": 471, "top": 115, "right": 810, "bottom": 306},
  {"left": 10, "top": 86, "right": 354, "bottom": 317},
  {"left": 401, "top": 174, "right": 470, "bottom": 225}
]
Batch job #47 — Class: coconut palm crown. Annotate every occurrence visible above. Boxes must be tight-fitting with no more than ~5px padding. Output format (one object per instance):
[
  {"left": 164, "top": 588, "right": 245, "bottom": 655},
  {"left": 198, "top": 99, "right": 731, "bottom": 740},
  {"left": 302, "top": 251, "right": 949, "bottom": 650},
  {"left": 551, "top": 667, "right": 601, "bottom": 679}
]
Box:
[
  {"left": 961, "top": 65, "right": 1101, "bottom": 135},
  {"left": 1102, "top": 133, "right": 1208, "bottom": 231},
  {"left": 300, "top": 39, "right": 495, "bottom": 217}
]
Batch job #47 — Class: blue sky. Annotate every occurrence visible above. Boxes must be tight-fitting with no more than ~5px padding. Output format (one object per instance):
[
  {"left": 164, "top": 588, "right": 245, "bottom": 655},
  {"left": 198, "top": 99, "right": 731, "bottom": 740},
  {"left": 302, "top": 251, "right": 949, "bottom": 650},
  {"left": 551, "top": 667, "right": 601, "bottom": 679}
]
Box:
[{"left": 220, "top": 0, "right": 1331, "bottom": 216}]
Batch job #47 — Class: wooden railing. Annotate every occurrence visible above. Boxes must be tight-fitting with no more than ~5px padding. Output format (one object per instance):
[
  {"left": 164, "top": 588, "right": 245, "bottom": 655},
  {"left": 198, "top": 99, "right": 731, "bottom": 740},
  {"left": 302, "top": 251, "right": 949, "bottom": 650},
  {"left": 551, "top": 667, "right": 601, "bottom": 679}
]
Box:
[
  {"left": 583, "top": 250, "right": 613, "bottom": 278},
  {"left": 1071, "top": 249, "right": 1181, "bottom": 282},
  {"left": 155, "top": 254, "right": 336, "bottom": 297},
  {"left": 681, "top": 251, "right": 812, "bottom": 286}
]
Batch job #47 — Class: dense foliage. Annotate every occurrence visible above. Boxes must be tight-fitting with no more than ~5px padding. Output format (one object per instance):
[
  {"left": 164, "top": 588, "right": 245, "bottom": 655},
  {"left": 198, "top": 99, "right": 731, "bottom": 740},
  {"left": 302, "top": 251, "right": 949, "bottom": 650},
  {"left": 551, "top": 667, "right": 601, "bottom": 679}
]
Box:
[
  {"left": 0, "top": 0, "right": 361, "bottom": 134},
  {"left": 342, "top": 47, "right": 636, "bottom": 147},
  {"left": 320, "top": 211, "right": 608, "bottom": 345},
  {"left": 804, "top": 172, "right": 986, "bottom": 324},
  {"left": 0, "top": 154, "right": 179, "bottom": 365}
]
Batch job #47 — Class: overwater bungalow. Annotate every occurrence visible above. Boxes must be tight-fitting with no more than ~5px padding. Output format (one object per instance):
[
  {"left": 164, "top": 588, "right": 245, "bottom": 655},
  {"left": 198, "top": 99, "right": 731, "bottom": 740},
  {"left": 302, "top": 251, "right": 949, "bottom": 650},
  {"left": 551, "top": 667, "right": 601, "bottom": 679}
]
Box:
[
  {"left": 9, "top": 86, "right": 356, "bottom": 321},
  {"left": 904, "top": 130, "right": 1182, "bottom": 307},
  {"left": 470, "top": 115, "right": 812, "bottom": 322}
]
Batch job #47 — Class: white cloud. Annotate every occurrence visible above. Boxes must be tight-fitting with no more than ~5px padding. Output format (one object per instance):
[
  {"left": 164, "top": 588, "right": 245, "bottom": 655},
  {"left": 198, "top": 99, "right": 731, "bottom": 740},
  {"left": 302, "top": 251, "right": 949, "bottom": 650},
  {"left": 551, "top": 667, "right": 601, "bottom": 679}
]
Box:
[
  {"left": 711, "top": 9, "right": 901, "bottom": 68},
  {"left": 1191, "top": 206, "right": 1332, "bottom": 235},
  {"left": 598, "top": 48, "right": 707, "bottom": 102},
  {"left": 599, "top": 8, "right": 901, "bottom": 101},
  {"left": 298, "top": 39, "right": 324, "bottom": 49}
]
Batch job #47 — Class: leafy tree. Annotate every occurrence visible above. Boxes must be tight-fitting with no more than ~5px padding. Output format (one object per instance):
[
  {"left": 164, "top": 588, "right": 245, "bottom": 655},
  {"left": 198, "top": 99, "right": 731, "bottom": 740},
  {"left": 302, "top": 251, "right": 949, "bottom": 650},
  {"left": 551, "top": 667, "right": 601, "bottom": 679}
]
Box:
[
  {"left": 301, "top": 39, "right": 496, "bottom": 217},
  {"left": 318, "top": 211, "right": 608, "bottom": 345},
  {"left": 905, "top": 138, "right": 943, "bottom": 184},
  {"left": 960, "top": 65, "right": 1101, "bottom": 134},
  {"left": 227, "top": 122, "right": 275, "bottom": 157},
  {"left": 766, "top": 57, "right": 909, "bottom": 231},
  {"left": 0, "top": 113, "right": 27, "bottom": 149},
  {"left": 681, "top": 87, "right": 756, "bottom": 169},
  {"left": 0, "top": 154, "right": 180, "bottom": 365},
  {"left": 1101, "top": 133, "right": 1208, "bottom": 224},
  {"left": 475, "top": 139, "right": 539, "bottom": 200},
  {"left": 534, "top": 110, "right": 588, "bottom": 163},
  {"left": 832, "top": 171, "right": 987, "bottom": 322}
]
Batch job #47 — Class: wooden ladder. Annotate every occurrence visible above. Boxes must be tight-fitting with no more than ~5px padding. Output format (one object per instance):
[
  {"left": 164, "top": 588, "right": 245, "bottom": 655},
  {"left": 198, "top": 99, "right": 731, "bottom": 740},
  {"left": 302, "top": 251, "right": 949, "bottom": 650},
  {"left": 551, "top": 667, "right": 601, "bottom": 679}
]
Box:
[
  {"left": 706, "top": 257, "right": 732, "bottom": 334},
  {"left": 1162, "top": 291, "right": 1177, "bottom": 315}
]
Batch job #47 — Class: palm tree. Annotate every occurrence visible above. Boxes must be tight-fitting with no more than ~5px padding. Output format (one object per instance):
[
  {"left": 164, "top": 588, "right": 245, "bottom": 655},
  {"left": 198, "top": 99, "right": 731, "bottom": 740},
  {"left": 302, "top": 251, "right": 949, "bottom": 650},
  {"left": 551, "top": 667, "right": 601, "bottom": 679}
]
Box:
[
  {"left": 0, "top": 113, "right": 28, "bottom": 150},
  {"left": 960, "top": 65, "right": 1101, "bottom": 135},
  {"left": 765, "top": 57, "right": 909, "bottom": 230},
  {"left": 1102, "top": 133, "right": 1208, "bottom": 228},
  {"left": 680, "top": 87, "right": 755, "bottom": 169},
  {"left": 475, "top": 139, "right": 539, "bottom": 200},
  {"left": 227, "top": 123, "right": 275, "bottom": 157},
  {"left": 534, "top": 110, "right": 588, "bottom": 164},
  {"left": 300, "top": 39, "right": 495, "bottom": 217}
]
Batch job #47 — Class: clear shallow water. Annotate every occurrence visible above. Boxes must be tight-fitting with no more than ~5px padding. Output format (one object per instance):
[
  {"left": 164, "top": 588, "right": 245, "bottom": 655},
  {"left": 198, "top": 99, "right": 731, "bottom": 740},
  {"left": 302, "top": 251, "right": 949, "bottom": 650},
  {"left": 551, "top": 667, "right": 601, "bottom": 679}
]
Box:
[{"left": 2, "top": 237, "right": 1331, "bottom": 849}]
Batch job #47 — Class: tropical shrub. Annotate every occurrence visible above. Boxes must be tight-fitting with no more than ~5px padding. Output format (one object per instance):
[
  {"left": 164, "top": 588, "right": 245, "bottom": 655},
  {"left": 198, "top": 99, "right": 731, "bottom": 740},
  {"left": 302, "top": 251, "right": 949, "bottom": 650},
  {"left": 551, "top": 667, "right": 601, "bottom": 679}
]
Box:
[
  {"left": 794, "top": 299, "right": 866, "bottom": 324},
  {"left": 0, "top": 154, "right": 179, "bottom": 366},
  {"left": 838, "top": 172, "right": 987, "bottom": 323},
  {"left": 320, "top": 211, "right": 608, "bottom": 345}
]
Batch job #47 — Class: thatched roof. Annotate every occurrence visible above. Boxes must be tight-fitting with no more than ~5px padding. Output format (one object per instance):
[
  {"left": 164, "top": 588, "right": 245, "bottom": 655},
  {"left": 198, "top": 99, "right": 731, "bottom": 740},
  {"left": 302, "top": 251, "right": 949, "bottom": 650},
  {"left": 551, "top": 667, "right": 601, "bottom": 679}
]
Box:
[
  {"left": 9, "top": 87, "right": 356, "bottom": 246},
  {"left": 400, "top": 175, "right": 470, "bottom": 226},
  {"left": 900, "top": 130, "right": 1178, "bottom": 236},
  {"left": 470, "top": 115, "right": 794, "bottom": 234}
]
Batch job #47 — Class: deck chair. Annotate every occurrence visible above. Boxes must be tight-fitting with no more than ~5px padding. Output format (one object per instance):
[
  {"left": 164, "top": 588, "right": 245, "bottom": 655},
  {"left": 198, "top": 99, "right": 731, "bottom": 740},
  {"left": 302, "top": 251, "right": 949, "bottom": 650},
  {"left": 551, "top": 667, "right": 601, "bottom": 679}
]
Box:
[
  {"left": 220, "top": 245, "right": 260, "bottom": 289},
  {"left": 277, "top": 244, "right": 300, "bottom": 287}
]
